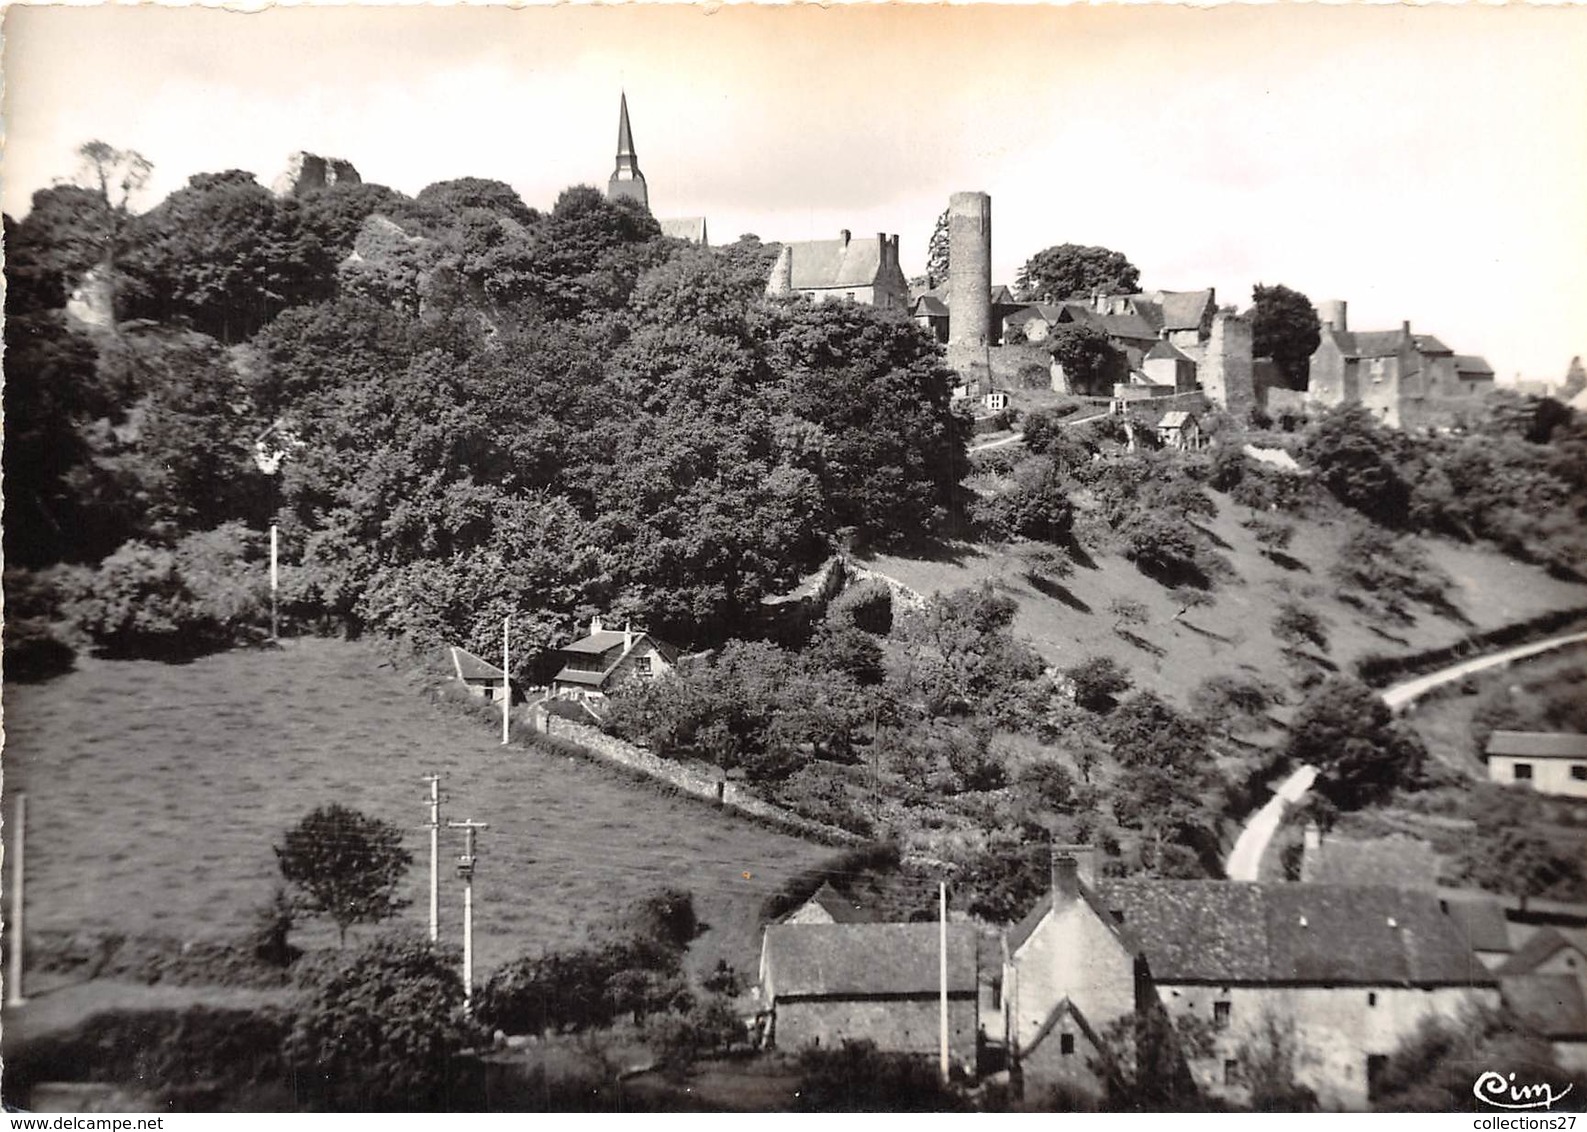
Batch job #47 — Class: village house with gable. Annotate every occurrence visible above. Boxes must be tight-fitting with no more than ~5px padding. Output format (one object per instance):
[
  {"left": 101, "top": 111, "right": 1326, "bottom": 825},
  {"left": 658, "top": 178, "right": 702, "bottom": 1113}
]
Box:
[
  {"left": 1004, "top": 849, "right": 1499, "bottom": 1110},
  {"left": 548, "top": 615, "right": 678, "bottom": 707},
  {"left": 1495, "top": 927, "right": 1587, "bottom": 1071},
  {"left": 766, "top": 230, "right": 910, "bottom": 310}
]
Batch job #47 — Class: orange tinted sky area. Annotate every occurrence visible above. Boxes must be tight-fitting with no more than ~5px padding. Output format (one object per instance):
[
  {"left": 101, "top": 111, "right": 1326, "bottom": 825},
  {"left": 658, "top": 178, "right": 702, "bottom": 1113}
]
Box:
[{"left": 4, "top": 3, "right": 1585, "bottom": 381}]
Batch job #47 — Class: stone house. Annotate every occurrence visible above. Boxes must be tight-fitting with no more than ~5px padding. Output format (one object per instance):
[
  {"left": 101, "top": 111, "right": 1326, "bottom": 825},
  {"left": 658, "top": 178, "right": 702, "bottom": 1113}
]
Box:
[
  {"left": 549, "top": 616, "right": 678, "bottom": 706},
  {"left": 1454, "top": 355, "right": 1497, "bottom": 397},
  {"left": 1141, "top": 340, "right": 1199, "bottom": 393},
  {"left": 780, "top": 881, "right": 878, "bottom": 925},
  {"left": 1155, "top": 410, "right": 1206, "bottom": 451},
  {"left": 914, "top": 284, "right": 1023, "bottom": 346},
  {"left": 757, "top": 921, "right": 980, "bottom": 1072},
  {"left": 766, "top": 230, "right": 910, "bottom": 311},
  {"left": 1484, "top": 731, "right": 1587, "bottom": 799},
  {"left": 449, "top": 645, "right": 507, "bottom": 703},
  {"left": 1005, "top": 850, "right": 1499, "bottom": 1110},
  {"left": 1497, "top": 928, "right": 1587, "bottom": 1072}
]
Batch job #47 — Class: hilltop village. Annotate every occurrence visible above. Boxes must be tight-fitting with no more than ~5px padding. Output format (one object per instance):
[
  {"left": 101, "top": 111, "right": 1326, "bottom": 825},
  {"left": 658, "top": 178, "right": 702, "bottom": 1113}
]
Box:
[{"left": 4, "top": 97, "right": 1586, "bottom": 1115}]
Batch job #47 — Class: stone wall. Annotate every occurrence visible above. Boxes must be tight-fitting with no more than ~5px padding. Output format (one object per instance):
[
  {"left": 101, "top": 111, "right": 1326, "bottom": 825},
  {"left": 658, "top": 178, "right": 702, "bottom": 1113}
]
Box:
[
  {"left": 1203, "top": 311, "right": 1255, "bottom": 418},
  {"left": 540, "top": 716, "right": 864, "bottom": 845},
  {"left": 773, "top": 996, "right": 979, "bottom": 1069}
]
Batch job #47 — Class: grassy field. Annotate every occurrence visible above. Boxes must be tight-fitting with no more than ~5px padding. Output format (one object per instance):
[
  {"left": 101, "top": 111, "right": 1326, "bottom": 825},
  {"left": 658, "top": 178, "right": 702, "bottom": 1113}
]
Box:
[
  {"left": 863, "top": 492, "right": 1587, "bottom": 706},
  {"left": 2, "top": 639, "right": 836, "bottom": 981}
]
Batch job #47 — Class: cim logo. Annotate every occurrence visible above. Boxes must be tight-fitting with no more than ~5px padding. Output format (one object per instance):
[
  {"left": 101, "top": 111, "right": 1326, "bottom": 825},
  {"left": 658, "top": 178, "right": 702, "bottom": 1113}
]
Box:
[{"left": 1473, "top": 1071, "right": 1575, "bottom": 1111}]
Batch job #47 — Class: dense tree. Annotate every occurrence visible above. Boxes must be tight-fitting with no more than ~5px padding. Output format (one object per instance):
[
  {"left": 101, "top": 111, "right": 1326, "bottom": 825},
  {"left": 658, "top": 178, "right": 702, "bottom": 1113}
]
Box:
[
  {"left": 1373, "top": 1004, "right": 1580, "bottom": 1112},
  {"left": 1047, "top": 323, "right": 1128, "bottom": 396},
  {"left": 1250, "top": 283, "right": 1321, "bottom": 388},
  {"left": 121, "top": 170, "right": 337, "bottom": 341},
  {"left": 925, "top": 209, "right": 950, "bottom": 289},
  {"left": 285, "top": 937, "right": 474, "bottom": 1110},
  {"left": 1016, "top": 243, "right": 1140, "bottom": 303},
  {"left": 1461, "top": 822, "right": 1585, "bottom": 908},
  {"left": 275, "top": 804, "right": 413, "bottom": 946},
  {"left": 1271, "top": 599, "right": 1329, "bottom": 653},
  {"left": 1065, "top": 655, "right": 1133, "bottom": 712},
  {"left": 1301, "top": 407, "right": 1411, "bottom": 526},
  {"left": 1286, "top": 677, "right": 1426, "bottom": 809}
]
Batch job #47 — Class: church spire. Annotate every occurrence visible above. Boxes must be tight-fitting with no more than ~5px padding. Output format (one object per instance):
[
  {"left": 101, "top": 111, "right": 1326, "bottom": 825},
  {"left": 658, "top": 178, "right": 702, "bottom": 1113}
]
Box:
[{"left": 608, "top": 91, "right": 649, "bottom": 212}]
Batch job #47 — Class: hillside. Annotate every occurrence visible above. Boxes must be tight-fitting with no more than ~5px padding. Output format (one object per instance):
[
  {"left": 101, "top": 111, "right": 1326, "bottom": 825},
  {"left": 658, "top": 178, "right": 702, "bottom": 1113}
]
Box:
[
  {"left": 862, "top": 492, "right": 1587, "bottom": 707},
  {"left": 2, "top": 640, "right": 836, "bottom": 981}
]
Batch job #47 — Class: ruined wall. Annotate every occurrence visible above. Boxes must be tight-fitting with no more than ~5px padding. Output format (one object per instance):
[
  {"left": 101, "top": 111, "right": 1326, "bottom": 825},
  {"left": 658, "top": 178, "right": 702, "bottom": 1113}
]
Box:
[
  {"left": 272, "top": 151, "right": 361, "bottom": 198},
  {"left": 1202, "top": 311, "right": 1255, "bottom": 418}
]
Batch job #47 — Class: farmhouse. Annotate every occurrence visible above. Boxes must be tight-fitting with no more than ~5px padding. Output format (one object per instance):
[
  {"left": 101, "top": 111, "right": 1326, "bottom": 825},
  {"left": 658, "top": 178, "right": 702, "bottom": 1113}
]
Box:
[
  {"left": 1155, "top": 410, "right": 1205, "bottom": 451},
  {"left": 1483, "top": 731, "right": 1587, "bottom": 798},
  {"left": 757, "top": 921, "right": 980, "bottom": 1072},
  {"left": 1497, "top": 928, "right": 1587, "bottom": 1072},
  {"left": 1004, "top": 849, "right": 1499, "bottom": 1110},
  {"left": 549, "top": 616, "right": 678, "bottom": 706}
]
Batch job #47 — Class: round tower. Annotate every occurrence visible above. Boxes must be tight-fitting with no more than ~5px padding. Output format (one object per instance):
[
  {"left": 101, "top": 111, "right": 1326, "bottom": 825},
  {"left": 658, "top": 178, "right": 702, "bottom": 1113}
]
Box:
[
  {"left": 947, "top": 192, "right": 992, "bottom": 349},
  {"left": 1316, "top": 299, "right": 1347, "bottom": 333}
]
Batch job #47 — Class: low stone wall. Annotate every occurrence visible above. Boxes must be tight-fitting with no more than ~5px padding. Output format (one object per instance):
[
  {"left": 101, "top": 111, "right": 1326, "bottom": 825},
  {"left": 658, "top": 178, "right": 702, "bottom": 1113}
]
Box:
[
  {"left": 540, "top": 717, "right": 864, "bottom": 846},
  {"left": 844, "top": 561, "right": 929, "bottom": 612}
]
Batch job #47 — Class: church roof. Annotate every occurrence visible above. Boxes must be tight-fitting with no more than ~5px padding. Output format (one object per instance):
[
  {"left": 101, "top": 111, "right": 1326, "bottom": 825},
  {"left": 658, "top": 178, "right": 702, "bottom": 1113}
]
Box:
[{"left": 617, "top": 91, "right": 638, "bottom": 160}]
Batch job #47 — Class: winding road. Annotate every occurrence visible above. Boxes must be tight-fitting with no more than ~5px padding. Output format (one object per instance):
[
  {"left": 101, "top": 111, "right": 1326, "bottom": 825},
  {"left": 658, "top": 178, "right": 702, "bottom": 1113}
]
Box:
[{"left": 1223, "top": 628, "right": 1587, "bottom": 881}]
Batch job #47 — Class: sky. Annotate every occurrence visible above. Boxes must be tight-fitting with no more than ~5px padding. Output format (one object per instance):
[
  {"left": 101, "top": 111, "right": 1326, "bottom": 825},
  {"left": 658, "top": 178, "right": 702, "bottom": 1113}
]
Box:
[{"left": 3, "top": 3, "right": 1586, "bottom": 384}]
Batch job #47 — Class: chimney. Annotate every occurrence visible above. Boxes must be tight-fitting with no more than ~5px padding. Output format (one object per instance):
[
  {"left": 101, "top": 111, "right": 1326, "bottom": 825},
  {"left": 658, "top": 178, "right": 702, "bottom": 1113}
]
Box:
[
  {"left": 624, "top": 622, "right": 634, "bottom": 650},
  {"left": 1050, "top": 843, "right": 1094, "bottom": 909},
  {"left": 590, "top": 615, "right": 603, "bottom": 635},
  {"left": 840, "top": 229, "right": 851, "bottom": 247},
  {"left": 1402, "top": 320, "right": 1411, "bottom": 337}
]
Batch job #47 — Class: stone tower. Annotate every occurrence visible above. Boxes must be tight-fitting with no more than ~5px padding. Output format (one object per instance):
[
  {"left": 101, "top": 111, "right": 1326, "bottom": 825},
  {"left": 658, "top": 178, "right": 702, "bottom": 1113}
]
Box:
[
  {"left": 1203, "top": 309, "right": 1255, "bottom": 419},
  {"left": 607, "top": 92, "right": 649, "bottom": 212},
  {"left": 1316, "top": 298, "right": 1348, "bottom": 332},
  {"left": 946, "top": 191, "right": 992, "bottom": 394}
]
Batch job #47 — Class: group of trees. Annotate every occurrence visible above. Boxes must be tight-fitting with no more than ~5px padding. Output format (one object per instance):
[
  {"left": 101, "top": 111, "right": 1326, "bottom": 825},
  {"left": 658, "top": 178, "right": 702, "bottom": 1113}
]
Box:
[{"left": 5, "top": 144, "right": 969, "bottom": 679}]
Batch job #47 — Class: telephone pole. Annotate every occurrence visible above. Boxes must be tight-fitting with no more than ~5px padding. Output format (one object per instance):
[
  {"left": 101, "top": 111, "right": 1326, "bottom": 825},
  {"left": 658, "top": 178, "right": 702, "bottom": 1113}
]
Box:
[
  {"left": 7, "top": 793, "right": 25, "bottom": 1007},
  {"left": 269, "top": 524, "right": 280, "bottom": 641},
  {"left": 421, "top": 775, "right": 443, "bottom": 943},
  {"left": 449, "top": 819, "right": 489, "bottom": 1013},
  {"left": 939, "top": 879, "right": 949, "bottom": 1084},
  {"left": 501, "top": 616, "right": 511, "bottom": 746}
]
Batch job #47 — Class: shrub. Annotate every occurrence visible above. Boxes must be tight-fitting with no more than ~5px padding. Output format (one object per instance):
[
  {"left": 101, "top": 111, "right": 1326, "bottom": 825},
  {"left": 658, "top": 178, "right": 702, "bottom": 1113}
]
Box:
[
  {"left": 3, "top": 617, "right": 76, "bottom": 682},
  {"left": 1330, "top": 526, "right": 1455, "bottom": 623},
  {"left": 1272, "top": 599, "right": 1329, "bottom": 653},
  {"left": 795, "top": 1040, "right": 970, "bottom": 1112},
  {"left": 645, "top": 995, "right": 743, "bottom": 1072},
  {"left": 1065, "top": 655, "right": 1133, "bottom": 712},
  {"left": 285, "top": 936, "right": 476, "bottom": 1110}
]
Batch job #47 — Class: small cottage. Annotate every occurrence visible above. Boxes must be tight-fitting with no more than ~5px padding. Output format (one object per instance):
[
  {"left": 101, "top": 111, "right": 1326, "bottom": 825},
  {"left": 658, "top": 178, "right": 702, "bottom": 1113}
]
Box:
[
  {"left": 1155, "top": 410, "right": 1205, "bottom": 451},
  {"left": 449, "top": 646, "right": 507, "bottom": 703},
  {"left": 549, "top": 616, "right": 678, "bottom": 706},
  {"left": 758, "top": 921, "right": 980, "bottom": 1071},
  {"left": 1484, "top": 731, "right": 1587, "bottom": 799}
]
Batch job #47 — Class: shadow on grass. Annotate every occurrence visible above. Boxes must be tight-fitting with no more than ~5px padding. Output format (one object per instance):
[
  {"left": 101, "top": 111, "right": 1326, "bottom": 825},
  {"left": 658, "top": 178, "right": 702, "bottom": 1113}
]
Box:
[
  {"left": 1266, "top": 551, "right": 1310, "bottom": 573},
  {"left": 1191, "top": 521, "right": 1233, "bottom": 551},
  {"left": 1025, "top": 572, "right": 1092, "bottom": 612},
  {"left": 1176, "top": 620, "right": 1235, "bottom": 644},
  {"left": 1368, "top": 623, "right": 1413, "bottom": 647},
  {"left": 1117, "top": 630, "right": 1166, "bottom": 657}
]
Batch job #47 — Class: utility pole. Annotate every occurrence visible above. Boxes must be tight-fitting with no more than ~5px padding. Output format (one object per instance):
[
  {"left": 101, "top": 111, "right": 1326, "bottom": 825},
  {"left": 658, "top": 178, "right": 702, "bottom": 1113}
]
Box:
[
  {"left": 501, "top": 616, "right": 510, "bottom": 746},
  {"left": 449, "top": 819, "right": 489, "bottom": 1013},
  {"left": 7, "top": 793, "right": 24, "bottom": 1007},
  {"left": 939, "top": 879, "right": 950, "bottom": 1084},
  {"left": 421, "top": 775, "right": 443, "bottom": 943},
  {"left": 269, "top": 524, "right": 280, "bottom": 641}
]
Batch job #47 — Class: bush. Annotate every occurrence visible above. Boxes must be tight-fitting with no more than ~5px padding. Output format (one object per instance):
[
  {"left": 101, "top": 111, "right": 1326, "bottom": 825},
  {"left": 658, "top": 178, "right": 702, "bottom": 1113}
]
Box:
[
  {"left": 3, "top": 617, "right": 76, "bottom": 682},
  {"left": 1272, "top": 599, "right": 1329, "bottom": 653},
  {"left": 795, "top": 1041, "right": 970, "bottom": 1112},
  {"left": 1065, "top": 655, "right": 1133, "bottom": 711},
  {"left": 285, "top": 936, "right": 476, "bottom": 1110},
  {"left": 1330, "top": 525, "right": 1455, "bottom": 623},
  {"left": 645, "top": 995, "right": 744, "bottom": 1072},
  {"left": 830, "top": 579, "right": 894, "bottom": 635}
]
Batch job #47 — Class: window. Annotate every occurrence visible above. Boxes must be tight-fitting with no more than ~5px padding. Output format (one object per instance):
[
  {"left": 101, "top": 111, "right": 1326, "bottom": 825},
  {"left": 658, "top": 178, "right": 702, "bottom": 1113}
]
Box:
[
  {"left": 1514, "top": 762, "right": 1534, "bottom": 781},
  {"left": 1367, "top": 1055, "right": 1390, "bottom": 1101},
  {"left": 1572, "top": 765, "right": 1587, "bottom": 782},
  {"left": 1224, "top": 1059, "right": 1239, "bottom": 1086},
  {"left": 1060, "top": 1033, "right": 1075, "bottom": 1056},
  {"left": 1214, "top": 1001, "right": 1231, "bottom": 1030},
  {"left": 636, "top": 655, "right": 653, "bottom": 676},
  {"left": 1368, "top": 992, "right": 1378, "bottom": 1007},
  {"left": 845, "top": 292, "right": 856, "bottom": 302}
]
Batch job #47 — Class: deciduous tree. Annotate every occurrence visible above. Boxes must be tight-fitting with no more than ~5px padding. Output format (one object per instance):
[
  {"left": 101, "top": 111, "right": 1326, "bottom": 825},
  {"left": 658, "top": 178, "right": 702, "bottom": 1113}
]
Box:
[
  {"left": 1250, "top": 283, "right": 1321, "bottom": 388},
  {"left": 1016, "top": 243, "right": 1140, "bottom": 303},
  {"left": 275, "top": 804, "right": 413, "bottom": 946}
]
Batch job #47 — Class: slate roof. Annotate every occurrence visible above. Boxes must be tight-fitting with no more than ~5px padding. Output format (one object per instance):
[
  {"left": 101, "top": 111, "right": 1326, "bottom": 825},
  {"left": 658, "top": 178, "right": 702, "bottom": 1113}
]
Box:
[
  {"left": 761, "top": 922, "right": 978, "bottom": 998},
  {"left": 1330, "top": 329, "right": 1409, "bottom": 359},
  {"left": 1454, "top": 355, "right": 1495, "bottom": 377},
  {"left": 913, "top": 295, "right": 950, "bottom": 318},
  {"left": 1441, "top": 895, "right": 1513, "bottom": 954},
  {"left": 785, "top": 236, "right": 888, "bottom": 290},
  {"left": 1093, "top": 881, "right": 1496, "bottom": 987},
  {"left": 449, "top": 646, "right": 504, "bottom": 683},
  {"left": 1501, "top": 974, "right": 1587, "bottom": 1038},
  {"left": 563, "top": 630, "right": 631, "bottom": 655},
  {"left": 801, "top": 881, "right": 877, "bottom": 924},
  {"left": 551, "top": 668, "right": 608, "bottom": 687},
  {"left": 1486, "top": 731, "right": 1587, "bottom": 760},
  {"left": 1063, "top": 304, "right": 1159, "bottom": 342},
  {"left": 1158, "top": 290, "right": 1215, "bottom": 332},
  {"left": 1496, "top": 928, "right": 1585, "bottom": 977},
  {"left": 1158, "top": 411, "right": 1196, "bottom": 430},
  {"left": 1304, "top": 835, "right": 1440, "bottom": 889},
  {"left": 1145, "top": 340, "right": 1194, "bottom": 363},
  {"left": 1413, "top": 334, "right": 1454, "bottom": 355}
]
